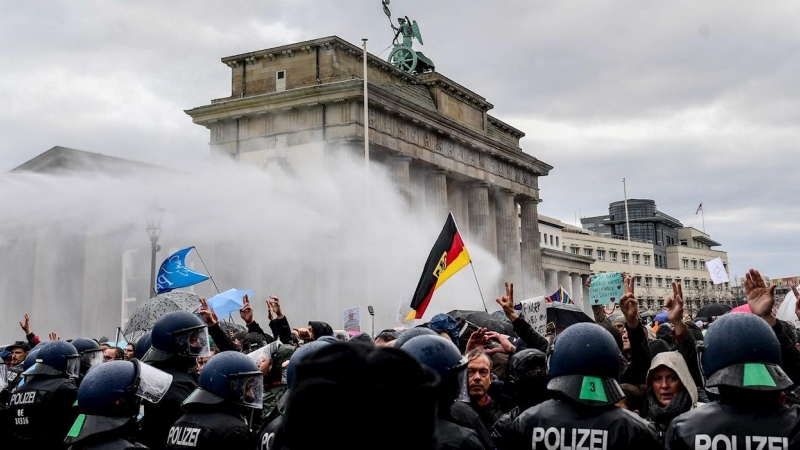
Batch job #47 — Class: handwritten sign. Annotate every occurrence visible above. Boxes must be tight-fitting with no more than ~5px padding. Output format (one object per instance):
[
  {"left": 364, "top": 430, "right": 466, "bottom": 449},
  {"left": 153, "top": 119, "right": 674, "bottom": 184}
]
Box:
[
  {"left": 589, "top": 273, "right": 624, "bottom": 305},
  {"left": 706, "top": 257, "right": 730, "bottom": 285},
  {"left": 519, "top": 296, "right": 547, "bottom": 336}
]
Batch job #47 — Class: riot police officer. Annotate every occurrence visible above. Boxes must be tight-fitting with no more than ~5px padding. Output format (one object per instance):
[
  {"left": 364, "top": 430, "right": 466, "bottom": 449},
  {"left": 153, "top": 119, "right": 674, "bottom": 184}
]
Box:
[
  {"left": 402, "top": 334, "right": 487, "bottom": 450},
  {"left": 71, "top": 338, "right": 104, "bottom": 387},
  {"left": 166, "top": 351, "right": 261, "bottom": 449},
  {"left": 65, "top": 359, "right": 173, "bottom": 449},
  {"left": 139, "top": 311, "right": 211, "bottom": 450},
  {"left": 491, "top": 348, "right": 549, "bottom": 447},
  {"left": 498, "top": 323, "right": 658, "bottom": 449},
  {"left": 665, "top": 313, "right": 800, "bottom": 449},
  {"left": 9, "top": 340, "right": 80, "bottom": 449},
  {"left": 133, "top": 331, "right": 152, "bottom": 361}
]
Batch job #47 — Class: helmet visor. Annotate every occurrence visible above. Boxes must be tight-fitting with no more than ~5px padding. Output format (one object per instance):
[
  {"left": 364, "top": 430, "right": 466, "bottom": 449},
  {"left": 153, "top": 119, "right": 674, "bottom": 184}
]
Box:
[
  {"left": 0, "top": 364, "right": 7, "bottom": 391},
  {"left": 81, "top": 350, "right": 104, "bottom": 371},
  {"left": 246, "top": 341, "right": 280, "bottom": 371},
  {"left": 66, "top": 355, "right": 81, "bottom": 378},
  {"left": 229, "top": 372, "right": 264, "bottom": 409},
  {"left": 137, "top": 361, "right": 174, "bottom": 404},
  {"left": 455, "top": 357, "right": 469, "bottom": 402},
  {"left": 174, "top": 326, "right": 210, "bottom": 358}
]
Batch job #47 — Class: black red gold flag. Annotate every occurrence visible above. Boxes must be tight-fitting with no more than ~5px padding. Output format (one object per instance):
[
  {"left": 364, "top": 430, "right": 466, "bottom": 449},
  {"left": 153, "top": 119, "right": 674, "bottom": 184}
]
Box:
[{"left": 407, "top": 213, "right": 471, "bottom": 321}]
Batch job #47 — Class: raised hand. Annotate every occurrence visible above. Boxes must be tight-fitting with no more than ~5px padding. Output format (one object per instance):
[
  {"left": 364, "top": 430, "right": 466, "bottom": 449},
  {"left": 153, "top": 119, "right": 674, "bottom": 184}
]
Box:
[
  {"left": 48, "top": 332, "right": 59, "bottom": 341},
  {"left": 746, "top": 268, "right": 776, "bottom": 326},
  {"left": 198, "top": 298, "right": 219, "bottom": 328},
  {"left": 618, "top": 274, "right": 639, "bottom": 327},
  {"left": 664, "top": 281, "right": 687, "bottom": 337},
  {"left": 239, "top": 295, "right": 254, "bottom": 324},
  {"left": 466, "top": 327, "right": 489, "bottom": 352},
  {"left": 19, "top": 313, "right": 31, "bottom": 335},
  {"left": 267, "top": 295, "right": 284, "bottom": 319},
  {"left": 495, "top": 281, "right": 518, "bottom": 321},
  {"left": 484, "top": 331, "right": 516, "bottom": 355}
]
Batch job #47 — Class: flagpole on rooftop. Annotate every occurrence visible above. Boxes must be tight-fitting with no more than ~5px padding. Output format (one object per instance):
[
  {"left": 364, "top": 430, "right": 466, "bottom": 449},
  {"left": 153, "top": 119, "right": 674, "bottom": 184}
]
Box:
[
  {"left": 449, "top": 210, "right": 488, "bottom": 313},
  {"left": 622, "top": 178, "right": 634, "bottom": 274}
]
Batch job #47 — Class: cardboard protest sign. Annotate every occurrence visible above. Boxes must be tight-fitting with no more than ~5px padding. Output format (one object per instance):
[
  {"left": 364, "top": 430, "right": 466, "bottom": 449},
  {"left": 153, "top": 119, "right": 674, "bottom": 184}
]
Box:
[
  {"left": 518, "top": 296, "right": 547, "bottom": 336},
  {"left": 706, "top": 257, "right": 730, "bottom": 285},
  {"left": 589, "top": 272, "right": 624, "bottom": 305}
]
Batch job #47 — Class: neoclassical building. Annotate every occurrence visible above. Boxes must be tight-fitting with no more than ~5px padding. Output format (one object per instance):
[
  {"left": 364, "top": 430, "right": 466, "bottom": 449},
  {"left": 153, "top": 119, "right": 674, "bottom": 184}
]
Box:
[{"left": 185, "top": 36, "right": 565, "bottom": 302}]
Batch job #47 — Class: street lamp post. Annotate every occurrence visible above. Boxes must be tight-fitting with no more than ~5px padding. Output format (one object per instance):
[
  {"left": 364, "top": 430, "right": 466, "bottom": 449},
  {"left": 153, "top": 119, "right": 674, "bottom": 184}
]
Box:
[{"left": 146, "top": 207, "right": 165, "bottom": 297}]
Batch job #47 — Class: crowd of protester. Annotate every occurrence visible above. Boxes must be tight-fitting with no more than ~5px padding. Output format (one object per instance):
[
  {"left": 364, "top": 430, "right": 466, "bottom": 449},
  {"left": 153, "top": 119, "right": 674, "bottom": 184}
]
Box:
[{"left": 2, "top": 268, "right": 800, "bottom": 449}]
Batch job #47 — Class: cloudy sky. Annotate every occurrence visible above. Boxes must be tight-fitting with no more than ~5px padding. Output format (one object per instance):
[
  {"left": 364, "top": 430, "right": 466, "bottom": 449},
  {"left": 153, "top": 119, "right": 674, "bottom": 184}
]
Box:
[{"left": 2, "top": 0, "right": 798, "bottom": 280}]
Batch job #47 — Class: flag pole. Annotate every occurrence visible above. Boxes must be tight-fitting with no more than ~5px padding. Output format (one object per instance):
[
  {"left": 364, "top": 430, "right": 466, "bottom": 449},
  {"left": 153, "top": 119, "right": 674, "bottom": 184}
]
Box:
[
  {"left": 192, "top": 247, "right": 221, "bottom": 294},
  {"left": 622, "top": 178, "right": 634, "bottom": 274},
  {"left": 701, "top": 206, "right": 706, "bottom": 233},
  {"left": 449, "top": 210, "right": 489, "bottom": 313}
]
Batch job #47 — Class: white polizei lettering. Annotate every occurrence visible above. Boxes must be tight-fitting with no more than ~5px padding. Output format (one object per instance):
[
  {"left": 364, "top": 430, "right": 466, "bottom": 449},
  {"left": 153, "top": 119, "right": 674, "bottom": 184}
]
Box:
[
  {"left": 167, "top": 426, "right": 201, "bottom": 447},
  {"left": 696, "top": 435, "right": 788, "bottom": 450},
  {"left": 531, "top": 428, "right": 607, "bottom": 450},
  {"left": 576, "top": 429, "right": 591, "bottom": 450},
  {"left": 261, "top": 432, "right": 275, "bottom": 450},
  {"left": 545, "top": 427, "right": 559, "bottom": 450}
]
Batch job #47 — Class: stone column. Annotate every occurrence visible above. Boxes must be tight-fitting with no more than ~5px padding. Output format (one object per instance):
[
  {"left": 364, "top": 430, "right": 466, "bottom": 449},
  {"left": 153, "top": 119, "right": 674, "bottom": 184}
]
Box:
[
  {"left": 544, "top": 269, "right": 558, "bottom": 295},
  {"left": 426, "top": 169, "right": 449, "bottom": 219},
  {"left": 467, "top": 182, "right": 492, "bottom": 250},
  {"left": 494, "top": 189, "right": 521, "bottom": 288},
  {"left": 570, "top": 274, "right": 583, "bottom": 303},
  {"left": 558, "top": 271, "right": 571, "bottom": 295},
  {"left": 387, "top": 156, "right": 412, "bottom": 208},
  {"left": 520, "top": 198, "right": 545, "bottom": 297}
]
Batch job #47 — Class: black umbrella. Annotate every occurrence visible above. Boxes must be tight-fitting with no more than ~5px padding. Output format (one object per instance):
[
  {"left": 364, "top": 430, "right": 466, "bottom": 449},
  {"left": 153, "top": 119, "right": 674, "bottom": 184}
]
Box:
[
  {"left": 694, "top": 303, "right": 732, "bottom": 321},
  {"left": 547, "top": 302, "right": 594, "bottom": 330},
  {"left": 446, "top": 310, "right": 514, "bottom": 336}
]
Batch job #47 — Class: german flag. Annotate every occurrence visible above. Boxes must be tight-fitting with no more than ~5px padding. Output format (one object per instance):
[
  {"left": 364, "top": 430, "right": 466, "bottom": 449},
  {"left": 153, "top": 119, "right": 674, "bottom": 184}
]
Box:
[{"left": 407, "top": 213, "right": 471, "bottom": 320}]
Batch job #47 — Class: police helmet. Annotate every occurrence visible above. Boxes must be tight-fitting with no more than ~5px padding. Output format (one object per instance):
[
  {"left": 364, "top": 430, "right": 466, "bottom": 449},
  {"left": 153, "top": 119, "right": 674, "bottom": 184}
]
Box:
[
  {"left": 22, "top": 345, "right": 45, "bottom": 372},
  {"left": 143, "top": 311, "right": 210, "bottom": 362},
  {"left": 24, "top": 341, "right": 80, "bottom": 378},
  {"left": 133, "top": 331, "right": 152, "bottom": 360},
  {"left": 286, "top": 341, "right": 330, "bottom": 388},
  {"left": 185, "top": 351, "right": 263, "bottom": 409},
  {"left": 71, "top": 338, "right": 104, "bottom": 372},
  {"left": 77, "top": 360, "right": 173, "bottom": 417},
  {"left": 547, "top": 323, "right": 624, "bottom": 406},
  {"left": 702, "top": 313, "right": 792, "bottom": 391},
  {"left": 401, "top": 334, "right": 469, "bottom": 402},
  {"left": 393, "top": 327, "right": 438, "bottom": 349}
]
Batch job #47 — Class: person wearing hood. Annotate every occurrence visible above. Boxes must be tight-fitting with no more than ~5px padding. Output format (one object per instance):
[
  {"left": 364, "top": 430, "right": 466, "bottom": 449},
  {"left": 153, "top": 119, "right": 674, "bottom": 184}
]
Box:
[
  {"left": 645, "top": 351, "right": 698, "bottom": 442},
  {"left": 166, "top": 351, "right": 260, "bottom": 449},
  {"left": 665, "top": 305, "right": 800, "bottom": 449}
]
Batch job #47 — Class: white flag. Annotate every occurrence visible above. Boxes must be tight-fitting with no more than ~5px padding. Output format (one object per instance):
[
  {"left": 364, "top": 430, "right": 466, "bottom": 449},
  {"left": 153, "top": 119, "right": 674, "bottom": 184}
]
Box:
[
  {"left": 706, "top": 257, "right": 730, "bottom": 285},
  {"left": 777, "top": 288, "right": 798, "bottom": 323}
]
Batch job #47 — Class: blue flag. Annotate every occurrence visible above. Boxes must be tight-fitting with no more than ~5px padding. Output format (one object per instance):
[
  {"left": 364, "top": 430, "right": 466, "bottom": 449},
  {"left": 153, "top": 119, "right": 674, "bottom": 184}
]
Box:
[{"left": 156, "top": 247, "right": 210, "bottom": 294}]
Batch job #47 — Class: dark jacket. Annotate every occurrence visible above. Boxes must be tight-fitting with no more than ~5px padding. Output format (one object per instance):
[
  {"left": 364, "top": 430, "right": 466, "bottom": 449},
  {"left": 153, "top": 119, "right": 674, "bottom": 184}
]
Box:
[
  {"left": 65, "top": 415, "right": 146, "bottom": 450},
  {"left": 497, "top": 398, "right": 659, "bottom": 450},
  {"left": 774, "top": 320, "right": 800, "bottom": 387},
  {"left": 166, "top": 407, "right": 257, "bottom": 450},
  {"left": 268, "top": 317, "right": 292, "bottom": 345},
  {"left": 511, "top": 317, "right": 548, "bottom": 353},
  {"left": 8, "top": 375, "right": 78, "bottom": 449},
  {"left": 138, "top": 363, "right": 198, "bottom": 450},
  {"left": 208, "top": 324, "right": 236, "bottom": 352},
  {"left": 665, "top": 398, "right": 800, "bottom": 449},
  {"left": 436, "top": 419, "right": 486, "bottom": 450},
  {"left": 491, "top": 406, "right": 523, "bottom": 450},
  {"left": 448, "top": 401, "right": 494, "bottom": 450},
  {"left": 620, "top": 322, "right": 651, "bottom": 385},
  {"left": 469, "top": 397, "right": 504, "bottom": 432}
]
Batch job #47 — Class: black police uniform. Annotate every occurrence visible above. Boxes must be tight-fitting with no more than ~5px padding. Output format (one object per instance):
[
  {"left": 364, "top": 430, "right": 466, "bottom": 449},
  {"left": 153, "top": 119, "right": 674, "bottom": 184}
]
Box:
[
  {"left": 138, "top": 365, "right": 197, "bottom": 450},
  {"left": 500, "top": 398, "right": 658, "bottom": 450},
  {"left": 665, "top": 399, "right": 800, "bottom": 449},
  {"left": 9, "top": 375, "right": 78, "bottom": 449},
  {"left": 66, "top": 416, "right": 147, "bottom": 450},
  {"left": 165, "top": 408, "right": 256, "bottom": 450},
  {"left": 436, "top": 418, "right": 486, "bottom": 450}
]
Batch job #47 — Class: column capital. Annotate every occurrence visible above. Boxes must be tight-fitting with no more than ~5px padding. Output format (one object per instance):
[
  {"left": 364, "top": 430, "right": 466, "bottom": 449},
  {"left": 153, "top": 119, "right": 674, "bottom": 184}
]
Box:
[
  {"left": 467, "top": 181, "right": 491, "bottom": 190},
  {"left": 518, "top": 195, "right": 541, "bottom": 205},
  {"left": 391, "top": 155, "right": 413, "bottom": 163}
]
